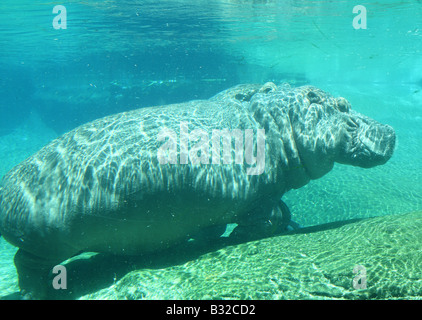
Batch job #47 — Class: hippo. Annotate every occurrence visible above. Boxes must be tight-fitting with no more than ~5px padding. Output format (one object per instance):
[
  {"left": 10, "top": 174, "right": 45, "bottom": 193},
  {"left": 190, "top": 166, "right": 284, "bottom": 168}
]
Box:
[{"left": 0, "top": 82, "right": 395, "bottom": 298}]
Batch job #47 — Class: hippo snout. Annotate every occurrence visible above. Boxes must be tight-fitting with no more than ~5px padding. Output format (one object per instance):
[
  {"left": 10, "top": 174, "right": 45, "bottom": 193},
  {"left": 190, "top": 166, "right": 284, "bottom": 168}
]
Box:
[
  {"left": 338, "top": 114, "right": 396, "bottom": 168},
  {"left": 356, "top": 123, "right": 395, "bottom": 167}
]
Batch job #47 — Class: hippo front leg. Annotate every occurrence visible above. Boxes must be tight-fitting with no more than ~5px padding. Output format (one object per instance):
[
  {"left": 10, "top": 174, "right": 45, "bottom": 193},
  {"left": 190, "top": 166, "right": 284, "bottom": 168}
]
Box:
[
  {"left": 231, "top": 199, "right": 294, "bottom": 241},
  {"left": 14, "top": 249, "right": 62, "bottom": 299}
]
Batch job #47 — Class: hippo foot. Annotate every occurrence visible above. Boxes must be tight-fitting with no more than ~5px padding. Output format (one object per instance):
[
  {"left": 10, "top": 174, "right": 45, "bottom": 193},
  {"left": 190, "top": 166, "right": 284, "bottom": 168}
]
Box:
[{"left": 230, "top": 199, "right": 293, "bottom": 241}]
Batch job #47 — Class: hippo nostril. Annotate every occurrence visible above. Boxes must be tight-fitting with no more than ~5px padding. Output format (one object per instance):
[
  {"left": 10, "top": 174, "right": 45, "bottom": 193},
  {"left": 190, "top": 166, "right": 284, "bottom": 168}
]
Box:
[{"left": 383, "top": 127, "right": 396, "bottom": 158}]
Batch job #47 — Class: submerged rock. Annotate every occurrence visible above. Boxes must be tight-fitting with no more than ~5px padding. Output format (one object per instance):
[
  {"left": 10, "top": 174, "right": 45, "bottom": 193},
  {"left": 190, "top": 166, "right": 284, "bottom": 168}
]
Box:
[{"left": 81, "top": 211, "right": 422, "bottom": 300}]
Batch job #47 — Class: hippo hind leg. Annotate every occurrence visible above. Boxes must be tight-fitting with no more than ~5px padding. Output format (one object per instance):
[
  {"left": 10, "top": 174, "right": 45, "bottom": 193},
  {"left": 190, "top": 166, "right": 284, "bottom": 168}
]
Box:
[
  {"left": 231, "top": 199, "right": 296, "bottom": 241},
  {"left": 275, "top": 199, "right": 292, "bottom": 231}
]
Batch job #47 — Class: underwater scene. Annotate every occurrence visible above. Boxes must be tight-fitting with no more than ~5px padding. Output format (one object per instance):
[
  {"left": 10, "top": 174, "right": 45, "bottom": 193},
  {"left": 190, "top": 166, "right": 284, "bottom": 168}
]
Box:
[{"left": 0, "top": 0, "right": 421, "bottom": 300}]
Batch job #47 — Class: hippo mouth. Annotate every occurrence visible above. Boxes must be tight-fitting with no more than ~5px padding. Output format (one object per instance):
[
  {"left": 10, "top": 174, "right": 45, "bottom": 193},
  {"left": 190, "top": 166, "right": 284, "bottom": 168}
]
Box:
[{"left": 338, "top": 114, "right": 396, "bottom": 168}]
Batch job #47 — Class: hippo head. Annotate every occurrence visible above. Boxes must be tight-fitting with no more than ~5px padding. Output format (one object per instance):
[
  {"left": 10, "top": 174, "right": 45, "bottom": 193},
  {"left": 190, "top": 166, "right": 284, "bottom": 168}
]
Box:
[{"left": 288, "top": 86, "right": 396, "bottom": 179}]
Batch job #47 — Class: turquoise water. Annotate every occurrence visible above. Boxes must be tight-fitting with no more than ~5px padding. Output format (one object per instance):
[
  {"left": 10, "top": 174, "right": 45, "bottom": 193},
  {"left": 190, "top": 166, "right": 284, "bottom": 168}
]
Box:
[{"left": 0, "top": 0, "right": 421, "bottom": 299}]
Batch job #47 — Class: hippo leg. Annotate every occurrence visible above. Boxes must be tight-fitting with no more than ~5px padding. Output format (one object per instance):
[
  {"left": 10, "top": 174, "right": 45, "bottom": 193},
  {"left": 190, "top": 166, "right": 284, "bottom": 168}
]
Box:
[
  {"left": 278, "top": 200, "right": 302, "bottom": 231},
  {"left": 231, "top": 199, "right": 293, "bottom": 240},
  {"left": 276, "top": 199, "right": 293, "bottom": 231},
  {"left": 14, "top": 249, "right": 61, "bottom": 299}
]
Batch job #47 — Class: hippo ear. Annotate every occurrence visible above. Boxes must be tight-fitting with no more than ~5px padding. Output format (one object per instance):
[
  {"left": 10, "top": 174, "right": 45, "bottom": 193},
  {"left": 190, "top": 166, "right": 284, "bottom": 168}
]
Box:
[{"left": 259, "top": 82, "right": 277, "bottom": 94}]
